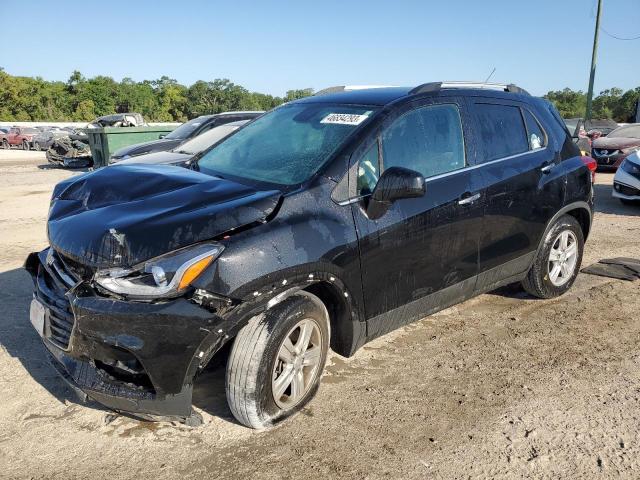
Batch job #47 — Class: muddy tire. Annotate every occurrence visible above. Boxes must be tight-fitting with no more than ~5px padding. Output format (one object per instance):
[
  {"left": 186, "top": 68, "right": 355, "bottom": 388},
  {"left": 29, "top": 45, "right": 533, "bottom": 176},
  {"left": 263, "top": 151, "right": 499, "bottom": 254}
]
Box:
[
  {"left": 226, "top": 291, "right": 330, "bottom": 429},
  {"left": 522, "top": 215, "right": 584, "bottom": 299},
  {"left": 22, "top": 140, "right": 30, "bottom": 151},
  {"left": 2, "top": 140, "right": 9, "bottom": 150}
]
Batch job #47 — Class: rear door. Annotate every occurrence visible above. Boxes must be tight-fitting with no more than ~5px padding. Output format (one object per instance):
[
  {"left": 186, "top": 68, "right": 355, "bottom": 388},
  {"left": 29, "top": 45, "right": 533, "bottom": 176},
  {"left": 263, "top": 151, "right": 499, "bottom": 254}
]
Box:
[
  {"left": 351, "top": 97, "right": 483, "bottom": 337},
  {"left": 469, "top": 99, "right": 565, "bottom": 289}
]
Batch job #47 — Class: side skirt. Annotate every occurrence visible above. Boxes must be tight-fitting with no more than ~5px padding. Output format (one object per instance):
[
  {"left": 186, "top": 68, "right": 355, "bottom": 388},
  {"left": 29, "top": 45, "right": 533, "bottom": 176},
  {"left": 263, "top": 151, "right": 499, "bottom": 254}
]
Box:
[{"left": 364, "top": 252, "right": 535, "bottom": 344}]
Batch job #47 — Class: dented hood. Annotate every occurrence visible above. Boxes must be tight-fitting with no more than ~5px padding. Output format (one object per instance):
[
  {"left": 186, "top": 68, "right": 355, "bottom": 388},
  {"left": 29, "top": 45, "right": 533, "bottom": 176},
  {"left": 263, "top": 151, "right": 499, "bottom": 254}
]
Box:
[{"left": 47, "top": 164, "right": 281, "bottom": 268}]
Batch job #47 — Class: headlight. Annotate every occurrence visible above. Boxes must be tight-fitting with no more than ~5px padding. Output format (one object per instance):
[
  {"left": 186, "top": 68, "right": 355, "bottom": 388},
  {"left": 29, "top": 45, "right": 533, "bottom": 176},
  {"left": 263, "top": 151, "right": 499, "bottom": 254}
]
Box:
[
  {"left": 94, "top": 243, "right": 224, "bottom": 299},
  {"left": 621, "top": 158, "right": 640, "bottom": 175}
]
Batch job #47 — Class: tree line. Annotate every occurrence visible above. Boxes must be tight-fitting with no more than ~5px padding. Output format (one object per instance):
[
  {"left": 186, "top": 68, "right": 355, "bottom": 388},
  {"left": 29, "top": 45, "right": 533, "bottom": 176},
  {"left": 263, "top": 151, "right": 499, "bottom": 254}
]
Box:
[
  {"left": 0, "top": 68, "right": 312, "bottom": 122},
  {"left": 0, "top": 68, "right": 638, "bottom": 123}
]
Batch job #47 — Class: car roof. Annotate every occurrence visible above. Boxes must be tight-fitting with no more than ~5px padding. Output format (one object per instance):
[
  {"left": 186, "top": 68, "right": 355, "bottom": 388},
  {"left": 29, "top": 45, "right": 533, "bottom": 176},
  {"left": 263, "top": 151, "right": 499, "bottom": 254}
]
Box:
[
  {"left": 296, "top": 83, "right": 533, "bottom": 107},
  {"left": 297, "top": 87, "right": 413, "bottom": 106}
]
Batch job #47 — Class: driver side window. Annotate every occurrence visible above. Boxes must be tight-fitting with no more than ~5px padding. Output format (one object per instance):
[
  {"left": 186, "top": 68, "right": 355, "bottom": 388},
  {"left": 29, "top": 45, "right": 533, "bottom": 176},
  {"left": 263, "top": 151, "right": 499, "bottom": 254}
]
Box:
[{"left": 382, "top": 104, "right": 466, "bottom": 178}]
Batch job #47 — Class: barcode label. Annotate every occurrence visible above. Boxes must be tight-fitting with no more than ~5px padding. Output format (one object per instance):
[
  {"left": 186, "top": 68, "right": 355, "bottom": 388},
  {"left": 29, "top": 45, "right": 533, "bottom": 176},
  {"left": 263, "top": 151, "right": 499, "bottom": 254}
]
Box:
[{"left": 320, "top": 113, "right": 370, "bottom": 125}]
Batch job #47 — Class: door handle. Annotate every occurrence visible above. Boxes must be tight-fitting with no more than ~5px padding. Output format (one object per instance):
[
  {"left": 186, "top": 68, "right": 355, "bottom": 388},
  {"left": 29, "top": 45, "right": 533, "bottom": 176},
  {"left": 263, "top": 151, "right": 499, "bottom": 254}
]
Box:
[
  {"left": 458, "top": 193, "right": 481, "bottom": 205},
  {"left": 540, "top": 163, "right": 554, "bottom": 174}
]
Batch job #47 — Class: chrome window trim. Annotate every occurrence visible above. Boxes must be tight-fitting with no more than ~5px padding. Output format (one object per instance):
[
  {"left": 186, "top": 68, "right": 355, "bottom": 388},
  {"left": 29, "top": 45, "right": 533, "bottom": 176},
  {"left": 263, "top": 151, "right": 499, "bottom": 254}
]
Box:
[{"left": 337, "top": 146, "right": 548, "bottom": 206}]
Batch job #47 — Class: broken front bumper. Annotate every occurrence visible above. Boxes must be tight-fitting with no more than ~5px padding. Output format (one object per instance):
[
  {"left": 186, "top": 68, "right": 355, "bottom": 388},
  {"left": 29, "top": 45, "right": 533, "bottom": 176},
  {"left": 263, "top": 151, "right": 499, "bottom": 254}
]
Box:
[{"left": 25, "top": 249, "right": 230, "bottom": 423}]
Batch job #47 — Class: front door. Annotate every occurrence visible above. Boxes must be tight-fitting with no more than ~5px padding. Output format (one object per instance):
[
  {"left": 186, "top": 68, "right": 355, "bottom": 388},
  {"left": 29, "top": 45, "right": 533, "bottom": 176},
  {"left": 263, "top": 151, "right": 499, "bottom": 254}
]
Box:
[{"left": 351, "top": 98, "right": 483, "bottom": 338}]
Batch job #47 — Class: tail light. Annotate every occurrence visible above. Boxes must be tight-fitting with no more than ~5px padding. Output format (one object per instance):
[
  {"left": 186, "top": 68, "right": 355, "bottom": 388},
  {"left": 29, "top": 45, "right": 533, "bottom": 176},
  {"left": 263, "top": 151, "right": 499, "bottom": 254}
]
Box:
[{"left": 581, "top": 156, "right": 597, "bottom": 183}]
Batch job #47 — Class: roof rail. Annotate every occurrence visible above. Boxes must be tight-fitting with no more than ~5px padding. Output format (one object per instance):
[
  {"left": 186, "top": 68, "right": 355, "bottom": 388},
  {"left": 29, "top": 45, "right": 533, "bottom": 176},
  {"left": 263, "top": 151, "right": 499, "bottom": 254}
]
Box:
[
  {"left": 410, "top": 81, "right": 530, "bottom": 96},
  {"left": 314, "top": 85, "right": 396, "bottom": 96}
]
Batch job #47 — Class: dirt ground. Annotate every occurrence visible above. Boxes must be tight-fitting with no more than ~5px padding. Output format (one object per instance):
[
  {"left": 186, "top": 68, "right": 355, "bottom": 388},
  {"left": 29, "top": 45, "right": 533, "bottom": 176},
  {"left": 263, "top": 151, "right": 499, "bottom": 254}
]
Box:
[{"left": 1, "top": 149, "right": 639, "bottom": 479}]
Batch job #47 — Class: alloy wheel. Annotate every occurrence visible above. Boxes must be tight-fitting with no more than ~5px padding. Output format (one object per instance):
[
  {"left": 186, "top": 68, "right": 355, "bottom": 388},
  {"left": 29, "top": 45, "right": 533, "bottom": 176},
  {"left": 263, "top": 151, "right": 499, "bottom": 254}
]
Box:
[
  {"left": 272, "top": 318, "right": 323, "bottom": 409},
  {"left": 548, "top": 230, "right": 578, "bottom": 287}
]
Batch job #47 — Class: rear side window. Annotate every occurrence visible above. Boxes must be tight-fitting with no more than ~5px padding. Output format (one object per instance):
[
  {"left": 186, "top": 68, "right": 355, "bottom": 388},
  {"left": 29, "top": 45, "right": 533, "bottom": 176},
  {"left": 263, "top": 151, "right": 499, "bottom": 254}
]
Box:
[
  {"left": 522, "top": 110, "right": 547, "bottom": 149},
  {"left": 475, "top": 104, "right": 528, "bottom": 162},
  {"left": 382, "top": 104, "right": 466, "bottom": 179}
]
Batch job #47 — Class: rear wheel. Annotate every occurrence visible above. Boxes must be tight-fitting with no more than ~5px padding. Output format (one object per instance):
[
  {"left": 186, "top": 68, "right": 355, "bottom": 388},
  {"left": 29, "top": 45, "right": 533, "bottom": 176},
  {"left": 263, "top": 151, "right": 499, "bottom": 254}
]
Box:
[
  {"left": 226, "top": 291, "right": 330, "bottom": 429},
  {"left": 522, "top": 215, "right": 584, "bottom": 299},
  {"left": 22, "top": 140, "right": 30, "bottom": 151}
]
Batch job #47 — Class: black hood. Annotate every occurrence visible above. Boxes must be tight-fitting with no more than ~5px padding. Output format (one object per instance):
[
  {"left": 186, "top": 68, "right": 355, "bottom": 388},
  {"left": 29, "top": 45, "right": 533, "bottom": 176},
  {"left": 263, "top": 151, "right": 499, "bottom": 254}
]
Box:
[
  {"left": 48, "top": 165, "right": 281, "bottom": 268},
  {"left": 111, "top": 138, "right": 183, "bottom": 159}
]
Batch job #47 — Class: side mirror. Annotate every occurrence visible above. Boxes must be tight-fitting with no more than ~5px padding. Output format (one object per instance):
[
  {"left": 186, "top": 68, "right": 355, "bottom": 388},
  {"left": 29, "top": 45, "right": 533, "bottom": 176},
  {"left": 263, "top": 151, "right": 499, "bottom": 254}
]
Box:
[
  {"left": 367, "top": 166, "right": 425, "bottom": 219},
  {"left": 159, "top": 134, "right": 166, "bottom": 139}
]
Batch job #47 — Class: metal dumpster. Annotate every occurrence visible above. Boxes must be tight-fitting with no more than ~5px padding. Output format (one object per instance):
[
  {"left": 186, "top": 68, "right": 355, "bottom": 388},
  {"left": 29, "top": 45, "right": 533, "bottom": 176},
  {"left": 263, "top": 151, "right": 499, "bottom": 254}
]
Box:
[{"left": 85, "top": 126, "right": 175, "bottom": 168}]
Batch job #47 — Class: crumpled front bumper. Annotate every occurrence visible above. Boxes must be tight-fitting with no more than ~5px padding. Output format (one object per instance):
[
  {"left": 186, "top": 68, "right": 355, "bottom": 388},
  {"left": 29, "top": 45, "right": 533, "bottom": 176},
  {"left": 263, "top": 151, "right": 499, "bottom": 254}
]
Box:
[{"left": 25, "top": 249, "right": 232, "bottom": 423}]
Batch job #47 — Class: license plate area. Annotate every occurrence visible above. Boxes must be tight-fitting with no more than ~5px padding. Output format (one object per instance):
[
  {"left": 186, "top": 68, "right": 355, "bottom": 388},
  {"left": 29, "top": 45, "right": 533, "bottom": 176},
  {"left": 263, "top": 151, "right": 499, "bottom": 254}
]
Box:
[{"left": 29, "top": 298, "right": 46, "bottom": 337}]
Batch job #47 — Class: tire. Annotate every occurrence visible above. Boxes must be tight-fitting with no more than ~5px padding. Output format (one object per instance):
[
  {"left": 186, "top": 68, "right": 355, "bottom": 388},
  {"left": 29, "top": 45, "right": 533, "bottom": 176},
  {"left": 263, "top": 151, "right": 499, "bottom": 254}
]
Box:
[
  {"left": 522, "top": 215, "right": 584, "bottom": 299},
  {"left": 22, "top": 140, "right": 30, "bottom": 151},
  {"left": 2, "top": 140, "right": 9, "bottom": 150},
  {"left": 33, "top": 142, "right": 41, "bottom": 151},
  {"left": 226, "top": 291, "right": 330, "bottom": 429}
]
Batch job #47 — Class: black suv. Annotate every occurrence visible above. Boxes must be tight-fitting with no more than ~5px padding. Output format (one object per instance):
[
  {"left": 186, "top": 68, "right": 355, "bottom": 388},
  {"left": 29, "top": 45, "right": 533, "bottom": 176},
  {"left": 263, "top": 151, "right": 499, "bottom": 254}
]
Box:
[{"left": 26, "top": 82, "right": 595, "bottom": 428}]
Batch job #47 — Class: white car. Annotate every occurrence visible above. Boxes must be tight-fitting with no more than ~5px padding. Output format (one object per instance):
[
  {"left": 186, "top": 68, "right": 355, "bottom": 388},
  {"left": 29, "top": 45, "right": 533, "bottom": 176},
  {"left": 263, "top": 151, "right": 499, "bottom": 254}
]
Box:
[
  {"left": 114, "top": 120, "right": 248, "bottom": 167},
  {"left": 612, "top": 150, "right": 640, "bottom": 204}
]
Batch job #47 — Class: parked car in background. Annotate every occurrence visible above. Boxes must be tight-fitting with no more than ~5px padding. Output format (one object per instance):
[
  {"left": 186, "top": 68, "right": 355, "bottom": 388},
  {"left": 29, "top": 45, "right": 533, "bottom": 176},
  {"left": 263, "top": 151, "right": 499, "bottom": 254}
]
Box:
[
  {"left": 109, "top": 111, "right": 263, "bottom": 162},
  {"left": 591, "top": 124, "right": 640, "bottom": 170},
  {"left": 88, "top": 113, "right": 146, "bottom": 128},
  {"left": 613, "top": 150, "right": 640, "bottom": 204},
  {"left": 564, "top": 117, "right": 591, "bottom": 155},
  {"left": 114, "top": 120, "right": 249, "bottom": 167},
  {"left": 26, "top": 82, "right": 595, "bottom": 429},
  {"left": 585, "top": 119, "right": 619, "bottom": 139},
  {"left": 0, "top": 126, "right": 39, "bottom": 150},
  {"left": 32, "top": 129, "right": 70, "bottom": 151}
]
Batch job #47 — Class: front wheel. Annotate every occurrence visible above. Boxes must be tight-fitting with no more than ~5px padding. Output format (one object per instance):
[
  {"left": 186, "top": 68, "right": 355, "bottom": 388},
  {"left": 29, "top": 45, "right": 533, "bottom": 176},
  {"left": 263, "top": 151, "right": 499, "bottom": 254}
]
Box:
[
  {"left": 226, "top": 291, "right": 330, "bottom": 429},
  {"left": 33, "top": 142, "right": 41, "bottom": 151},
  {"left": 2, "top": 140, "right": 9, "bottom": 149},
  {"left": 522, "top": 215, "right": 584, "bottom": 299}
]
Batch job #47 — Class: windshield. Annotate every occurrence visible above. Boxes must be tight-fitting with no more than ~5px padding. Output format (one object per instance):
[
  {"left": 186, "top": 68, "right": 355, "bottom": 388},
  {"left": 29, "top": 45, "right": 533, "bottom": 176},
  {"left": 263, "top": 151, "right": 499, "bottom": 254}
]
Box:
[
  {"left": 165, "top": 117, "right": 207, "bottom": 139},
  {"left": 198, "top": 103, "right": 376, "bottom": 185},
  {"left": 175, "top": 123, "right": 243, "bottom": 155},
  {"left": 608, "top": 125, "right": 640, "bottom": 139}
]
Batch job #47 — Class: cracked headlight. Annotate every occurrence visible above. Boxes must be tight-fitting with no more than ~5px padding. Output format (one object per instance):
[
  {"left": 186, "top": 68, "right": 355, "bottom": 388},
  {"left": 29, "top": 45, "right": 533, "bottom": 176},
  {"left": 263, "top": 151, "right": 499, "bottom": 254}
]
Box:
[{"left": 94, "top": 243, "right": 224, "bottom": 299}]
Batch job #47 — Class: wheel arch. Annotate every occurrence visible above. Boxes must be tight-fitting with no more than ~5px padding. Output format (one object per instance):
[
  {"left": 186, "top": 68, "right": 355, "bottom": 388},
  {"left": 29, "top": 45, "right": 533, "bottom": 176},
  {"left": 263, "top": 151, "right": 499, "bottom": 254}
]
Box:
[{"left": 536, "top": 201, "right": 592, "bottom": 253}]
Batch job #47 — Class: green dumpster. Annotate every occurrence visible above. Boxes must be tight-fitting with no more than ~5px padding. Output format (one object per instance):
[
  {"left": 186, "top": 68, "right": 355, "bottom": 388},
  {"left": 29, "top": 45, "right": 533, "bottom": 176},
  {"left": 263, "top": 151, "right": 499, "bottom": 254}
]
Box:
[{"left": 85, "top": 126, "right": 176, "bottom": 168}]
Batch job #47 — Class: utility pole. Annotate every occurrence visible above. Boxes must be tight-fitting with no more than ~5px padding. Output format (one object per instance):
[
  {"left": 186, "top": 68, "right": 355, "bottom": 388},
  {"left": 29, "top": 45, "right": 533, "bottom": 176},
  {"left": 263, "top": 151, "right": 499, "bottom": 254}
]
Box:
[{"left": 585, "top": 0, "right": 603, "bottom": 121}]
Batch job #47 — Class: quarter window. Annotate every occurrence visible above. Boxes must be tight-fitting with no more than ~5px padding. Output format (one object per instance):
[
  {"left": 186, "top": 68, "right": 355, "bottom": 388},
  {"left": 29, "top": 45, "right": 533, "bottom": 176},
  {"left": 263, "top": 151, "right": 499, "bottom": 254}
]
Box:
[
  {"left": 475, "top": 104, "right": 528, "bottom": 161},
  {"left": 356, "top": 141, "right": 380, "bottom": 195},
  {"left": 382, "top": 104, "right": 466, "bottom": 179},
  {"left": 522, "top": 109, "right": 546, "bottom": 150}
]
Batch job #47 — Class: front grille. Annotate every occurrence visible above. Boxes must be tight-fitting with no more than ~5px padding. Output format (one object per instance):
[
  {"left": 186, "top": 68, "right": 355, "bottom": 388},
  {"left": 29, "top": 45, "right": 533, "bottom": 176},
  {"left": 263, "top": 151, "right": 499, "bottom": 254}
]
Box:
[
  {"left": 614, "top": 182, "right": 640, "bottom": 197},
  {"left": 593, "top": 148, "right": 619, "bottom": 158},
  {"left": 36, "top": 250, "right": 78, "bottom": 350}
]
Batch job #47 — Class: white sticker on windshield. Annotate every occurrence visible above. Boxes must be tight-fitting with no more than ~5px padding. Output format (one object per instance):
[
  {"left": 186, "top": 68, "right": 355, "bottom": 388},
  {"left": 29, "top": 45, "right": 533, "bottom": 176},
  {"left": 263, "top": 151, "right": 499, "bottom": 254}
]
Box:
[{"left": 321, "top": 112, "right": 370, "bottom": 126}]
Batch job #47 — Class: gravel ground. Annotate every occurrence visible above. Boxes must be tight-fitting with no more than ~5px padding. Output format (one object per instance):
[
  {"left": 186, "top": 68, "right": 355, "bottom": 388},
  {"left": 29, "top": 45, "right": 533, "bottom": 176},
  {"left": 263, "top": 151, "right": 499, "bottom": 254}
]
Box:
[{"left": 1, "top": 150, "right": 639, "bottom": 479}]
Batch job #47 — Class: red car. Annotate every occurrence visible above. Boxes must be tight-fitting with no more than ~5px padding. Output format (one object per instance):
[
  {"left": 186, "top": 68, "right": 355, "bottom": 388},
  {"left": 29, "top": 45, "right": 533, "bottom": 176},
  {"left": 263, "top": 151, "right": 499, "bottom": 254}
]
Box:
[
  {"left": 0, "top": 126, "right": 40, "bottom": 150},
  {"left": 591, "top": 124, "right": 640, "bottom": 170}
]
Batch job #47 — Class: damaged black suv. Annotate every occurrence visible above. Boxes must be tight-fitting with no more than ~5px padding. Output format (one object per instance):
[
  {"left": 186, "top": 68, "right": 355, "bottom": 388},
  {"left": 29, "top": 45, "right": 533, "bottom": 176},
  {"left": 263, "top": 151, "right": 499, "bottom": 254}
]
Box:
[{"left": 26, "top": 82, "right": 595, "bottom": 428}]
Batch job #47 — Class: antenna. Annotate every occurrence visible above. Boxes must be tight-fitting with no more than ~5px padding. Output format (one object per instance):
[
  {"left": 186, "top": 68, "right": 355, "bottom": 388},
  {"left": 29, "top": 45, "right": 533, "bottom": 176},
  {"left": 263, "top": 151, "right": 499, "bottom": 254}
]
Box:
[{"left": 484, "top": 67, "right": 496, "bottom": 83}]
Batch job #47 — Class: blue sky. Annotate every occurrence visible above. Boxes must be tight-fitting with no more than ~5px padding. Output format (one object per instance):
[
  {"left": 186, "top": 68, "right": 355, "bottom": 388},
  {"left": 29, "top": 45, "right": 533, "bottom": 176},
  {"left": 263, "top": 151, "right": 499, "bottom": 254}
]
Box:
[{"left": 1, "top": 0, "right": 639, "bottom": 97}]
